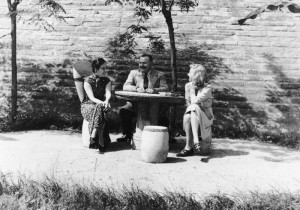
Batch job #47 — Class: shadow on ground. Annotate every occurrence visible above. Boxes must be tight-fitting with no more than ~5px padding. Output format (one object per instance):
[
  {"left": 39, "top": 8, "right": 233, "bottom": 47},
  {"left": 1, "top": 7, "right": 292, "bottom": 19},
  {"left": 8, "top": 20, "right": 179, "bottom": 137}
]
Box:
[
  {"left": 105, "top": 142, "right": 132, "bottom": 152},
  {"left": 219, "top": 139, "right": 300, "bottom": 162},
  {"left": 0, "top": 135, "right": 18, "bottom": 141},
  {"left": 164, "top": 157, "right": 187, "bottom": 163}
]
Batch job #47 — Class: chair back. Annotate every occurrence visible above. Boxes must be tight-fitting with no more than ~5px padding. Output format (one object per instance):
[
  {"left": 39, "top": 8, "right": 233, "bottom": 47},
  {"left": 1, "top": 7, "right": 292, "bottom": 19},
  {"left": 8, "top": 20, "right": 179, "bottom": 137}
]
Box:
[{"left": 73, "top": 61, "right": 93, "bottom": 103}]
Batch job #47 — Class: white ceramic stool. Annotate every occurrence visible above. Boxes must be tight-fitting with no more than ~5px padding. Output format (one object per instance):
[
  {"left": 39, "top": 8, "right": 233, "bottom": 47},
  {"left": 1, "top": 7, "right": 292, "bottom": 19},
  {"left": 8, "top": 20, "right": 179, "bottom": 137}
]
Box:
[{"left": 141, "top": 126, "right": 169, "bottom": 163}]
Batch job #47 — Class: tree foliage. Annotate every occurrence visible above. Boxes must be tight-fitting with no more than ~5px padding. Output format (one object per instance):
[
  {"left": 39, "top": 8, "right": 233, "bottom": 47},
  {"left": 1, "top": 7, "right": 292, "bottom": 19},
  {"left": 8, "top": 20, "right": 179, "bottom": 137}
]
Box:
[
  {"left": 238, "top": 1, "right": 300, "bottom": 25},
  {"left": 15, "top": 0, "right": 66, "bottom": 30}
]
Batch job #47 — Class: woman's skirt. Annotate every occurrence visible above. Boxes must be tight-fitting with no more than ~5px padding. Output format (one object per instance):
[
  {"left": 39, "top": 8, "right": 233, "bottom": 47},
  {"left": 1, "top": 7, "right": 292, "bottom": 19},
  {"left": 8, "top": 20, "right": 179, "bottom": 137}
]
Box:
[
  {"left": 185, "top": 104, "right": 213, "bottom": 141},
  {"left": 81, "top": 101, "right": 109, "bottom": 135}
]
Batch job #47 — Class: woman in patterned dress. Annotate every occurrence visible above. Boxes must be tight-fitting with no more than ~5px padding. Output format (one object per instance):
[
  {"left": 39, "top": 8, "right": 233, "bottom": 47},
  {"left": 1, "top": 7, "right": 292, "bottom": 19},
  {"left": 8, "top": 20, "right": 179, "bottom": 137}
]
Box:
[
  {"left": 81, "top": 58, "right": 111, "bottom": 152},
  {"left": 176, "top": 64, "right": 214, "bottom": 157}
]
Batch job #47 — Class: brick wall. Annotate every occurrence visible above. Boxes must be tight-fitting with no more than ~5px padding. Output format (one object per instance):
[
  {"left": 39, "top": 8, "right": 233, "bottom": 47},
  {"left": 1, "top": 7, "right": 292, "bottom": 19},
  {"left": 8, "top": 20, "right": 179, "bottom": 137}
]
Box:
[{"left": 0, "top": 0, "right": 299, "bottom": 139}]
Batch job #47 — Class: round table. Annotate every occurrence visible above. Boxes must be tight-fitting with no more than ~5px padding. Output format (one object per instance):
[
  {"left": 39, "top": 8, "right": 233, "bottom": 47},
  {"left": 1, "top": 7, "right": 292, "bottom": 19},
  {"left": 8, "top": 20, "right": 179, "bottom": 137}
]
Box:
[{"left": 115, "top": 91, "right": 185, "bottom": 149}]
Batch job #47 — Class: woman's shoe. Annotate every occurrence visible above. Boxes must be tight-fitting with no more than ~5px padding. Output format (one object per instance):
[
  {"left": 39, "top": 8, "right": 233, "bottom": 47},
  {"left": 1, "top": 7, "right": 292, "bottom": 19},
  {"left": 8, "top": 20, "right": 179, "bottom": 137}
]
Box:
[
  {"left": 176, "top": 148, "right": 194, "bottom": 157},
  {"left": 98, "top": 144, "right": 106, "bottom": 153},
  {"left": 194, "top": 142, "right": 201, "bottom": 153},
  {"left": 89, "top": 137, "right": 99, "bottom": 149}
]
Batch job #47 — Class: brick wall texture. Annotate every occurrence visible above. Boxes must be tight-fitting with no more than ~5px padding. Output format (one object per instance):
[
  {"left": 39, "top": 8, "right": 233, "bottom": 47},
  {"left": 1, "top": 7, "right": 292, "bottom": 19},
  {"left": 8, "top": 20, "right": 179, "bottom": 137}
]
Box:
[{"left": 0, "top": 0, "right": 300, "bottom": 138}]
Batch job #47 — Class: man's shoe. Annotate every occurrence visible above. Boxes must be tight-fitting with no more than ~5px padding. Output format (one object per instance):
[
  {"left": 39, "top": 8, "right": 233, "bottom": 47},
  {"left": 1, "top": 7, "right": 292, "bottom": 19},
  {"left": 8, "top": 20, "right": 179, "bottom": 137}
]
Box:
[
  {"left": 176, "top": 148, "right": 194, "bottom": 157},
  {"left": 89, "top": 142, "right": 99, "bottom": 149},
  {"left": 116, "top": 135, "right": 132, "bottom": 142},
  {"left": 169, "top": 137, "right": 177, "bottom": 144}
]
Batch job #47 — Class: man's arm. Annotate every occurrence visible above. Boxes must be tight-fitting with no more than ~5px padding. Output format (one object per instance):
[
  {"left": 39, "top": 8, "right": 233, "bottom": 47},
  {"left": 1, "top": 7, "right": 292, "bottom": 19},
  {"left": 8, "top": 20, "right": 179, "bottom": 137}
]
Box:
[
  {"left": 123, "top": 71, "right": 137, "bottom": 92},
  {"left": 153, "top": 72, "right": 169, "bottom": 92}
]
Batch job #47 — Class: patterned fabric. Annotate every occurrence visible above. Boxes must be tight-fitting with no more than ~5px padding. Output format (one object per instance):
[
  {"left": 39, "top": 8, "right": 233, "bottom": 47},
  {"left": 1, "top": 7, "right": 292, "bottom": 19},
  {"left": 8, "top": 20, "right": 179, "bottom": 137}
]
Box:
[{"left": 81, "top": 75, "right": 111, "bottom": 135}]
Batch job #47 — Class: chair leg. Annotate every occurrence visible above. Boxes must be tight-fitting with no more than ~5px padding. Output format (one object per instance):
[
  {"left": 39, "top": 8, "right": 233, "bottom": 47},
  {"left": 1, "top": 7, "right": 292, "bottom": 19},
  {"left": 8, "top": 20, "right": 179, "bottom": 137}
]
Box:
[{"left": 82, "top": 119, "right": 90, "bottom": 147}]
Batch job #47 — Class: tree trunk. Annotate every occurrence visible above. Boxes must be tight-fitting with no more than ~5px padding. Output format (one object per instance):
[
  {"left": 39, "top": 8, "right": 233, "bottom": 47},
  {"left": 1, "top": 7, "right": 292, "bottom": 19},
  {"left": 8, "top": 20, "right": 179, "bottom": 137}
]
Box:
[
  {"left": 10, "top": 7, "right": 17, "bottom": 122},
  {"left": 161, "top": 7, "right": 177, "bottom": 129},
  {"left": 162, "top": 11, "right": 177, "bottom": 92}
]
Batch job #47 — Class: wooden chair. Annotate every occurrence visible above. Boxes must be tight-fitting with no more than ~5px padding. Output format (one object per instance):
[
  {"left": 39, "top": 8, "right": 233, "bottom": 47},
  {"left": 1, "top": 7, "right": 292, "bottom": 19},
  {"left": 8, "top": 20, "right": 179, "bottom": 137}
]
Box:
[{"left": 73, "top": 61, "right": 110, "bottom": 147}]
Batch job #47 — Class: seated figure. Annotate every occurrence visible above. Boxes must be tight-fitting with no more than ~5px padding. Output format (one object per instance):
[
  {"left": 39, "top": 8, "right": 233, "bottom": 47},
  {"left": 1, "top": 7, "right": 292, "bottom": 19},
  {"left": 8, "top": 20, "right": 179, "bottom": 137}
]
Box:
[
  {"left": 117, "top": 54, "right": 170, "bottom": 143},
  {"left": 73, "top": 58, "right": 111, "bottom": 153},
  {"left": 176, "top": 64, "right": 214, "bottom": 157}
]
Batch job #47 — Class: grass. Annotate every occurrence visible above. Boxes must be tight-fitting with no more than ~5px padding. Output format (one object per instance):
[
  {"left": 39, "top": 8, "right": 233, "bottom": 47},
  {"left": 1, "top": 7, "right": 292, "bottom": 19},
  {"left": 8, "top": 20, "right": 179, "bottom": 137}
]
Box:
[{"left": 1, "top": 174, "right": 300, "bottom": 210}]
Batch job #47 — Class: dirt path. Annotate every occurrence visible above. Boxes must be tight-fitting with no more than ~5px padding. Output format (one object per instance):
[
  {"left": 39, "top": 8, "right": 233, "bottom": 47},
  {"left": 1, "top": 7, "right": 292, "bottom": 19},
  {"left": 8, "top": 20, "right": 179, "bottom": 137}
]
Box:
[{"left": 0, "top": 130, "right": 299, "bottom": 197}]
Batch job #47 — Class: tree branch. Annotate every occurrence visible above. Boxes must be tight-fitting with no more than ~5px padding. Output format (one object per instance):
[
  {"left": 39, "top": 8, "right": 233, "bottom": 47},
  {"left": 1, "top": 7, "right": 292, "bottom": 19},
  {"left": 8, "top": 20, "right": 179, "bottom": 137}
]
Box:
[
  {"left": 0, "top": 33, "right": 11, "bottom": 39},
  {"left": 169, "top": 0, "right": 174, "bottom": 12},
  {"left": 7, "top": 0, "right": 13, "bottom": 11},
  {"left": 160, "top": 0, "right": 166, "bottom": 12},
  {"left": 12, "top": 0, "right": 21, "bottom": 9}
]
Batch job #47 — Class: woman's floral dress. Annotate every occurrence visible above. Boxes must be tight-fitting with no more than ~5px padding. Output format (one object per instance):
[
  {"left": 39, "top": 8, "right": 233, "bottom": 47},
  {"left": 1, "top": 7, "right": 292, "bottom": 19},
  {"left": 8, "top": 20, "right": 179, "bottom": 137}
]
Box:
[{"left": 81, "top": 74, "right": 110, "bottom": 135}]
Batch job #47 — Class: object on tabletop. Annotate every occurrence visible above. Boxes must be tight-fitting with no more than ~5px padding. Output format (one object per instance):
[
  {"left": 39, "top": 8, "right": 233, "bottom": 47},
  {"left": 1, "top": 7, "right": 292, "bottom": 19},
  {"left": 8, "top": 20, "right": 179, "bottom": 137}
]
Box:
[{"left": 158, "top": 92, "right": 182, "bottom": 97}]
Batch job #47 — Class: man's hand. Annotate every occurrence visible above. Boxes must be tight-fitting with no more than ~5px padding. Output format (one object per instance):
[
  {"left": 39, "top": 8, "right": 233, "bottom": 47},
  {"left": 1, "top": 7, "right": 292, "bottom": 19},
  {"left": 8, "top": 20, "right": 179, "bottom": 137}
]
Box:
[
  {"left": 137, "top": 87, "right": 146, "bottom": 93},
  {"left": 145, "top": 88, "right": 157, "bottom": 94}
]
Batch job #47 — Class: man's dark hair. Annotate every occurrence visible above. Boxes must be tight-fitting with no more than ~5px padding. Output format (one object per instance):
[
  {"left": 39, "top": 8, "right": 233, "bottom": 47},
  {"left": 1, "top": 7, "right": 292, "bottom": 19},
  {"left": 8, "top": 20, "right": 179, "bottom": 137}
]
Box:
[{"left": 140, "top": 54, "right": 153, "bottom": 63}]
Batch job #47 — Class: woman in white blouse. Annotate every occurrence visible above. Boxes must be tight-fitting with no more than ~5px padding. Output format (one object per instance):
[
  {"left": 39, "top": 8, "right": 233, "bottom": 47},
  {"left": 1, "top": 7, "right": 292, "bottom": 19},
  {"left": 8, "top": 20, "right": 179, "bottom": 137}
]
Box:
[{"left": 177, "top": 64, "right": 214, "bottom": 157}]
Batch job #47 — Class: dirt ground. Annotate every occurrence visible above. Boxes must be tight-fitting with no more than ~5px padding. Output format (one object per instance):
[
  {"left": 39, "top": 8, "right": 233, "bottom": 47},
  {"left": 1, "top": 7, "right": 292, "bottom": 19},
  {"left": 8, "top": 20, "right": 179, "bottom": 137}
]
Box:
[{"left": 0, "top": 130, "right": 300, "bottom": 197}]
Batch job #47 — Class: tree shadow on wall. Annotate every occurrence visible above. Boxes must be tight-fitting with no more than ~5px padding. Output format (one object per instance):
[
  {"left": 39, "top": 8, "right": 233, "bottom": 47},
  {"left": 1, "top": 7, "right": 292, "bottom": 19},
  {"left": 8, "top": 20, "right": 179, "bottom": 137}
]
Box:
[
  {"left": 10, "top": 59, "right": 83, "bottom": 131},
  {"left": 172, "top": 46, "right": 268, "bottom": 139},
  {"left": 104, "top": 42, "right": 269, "bottom": 140},
  {"left": 174, "top": 45, "right": 234, "bottom": 90},
  {"left": 262, "top": 53, "right": 300, "bottom": 147}
]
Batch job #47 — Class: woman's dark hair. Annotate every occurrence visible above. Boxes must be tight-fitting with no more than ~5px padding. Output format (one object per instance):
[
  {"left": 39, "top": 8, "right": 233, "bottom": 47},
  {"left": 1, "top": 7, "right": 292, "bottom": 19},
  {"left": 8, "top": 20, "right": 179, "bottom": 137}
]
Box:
[{"left": 92, "top": 58, "right": 106, "bottom": 73}]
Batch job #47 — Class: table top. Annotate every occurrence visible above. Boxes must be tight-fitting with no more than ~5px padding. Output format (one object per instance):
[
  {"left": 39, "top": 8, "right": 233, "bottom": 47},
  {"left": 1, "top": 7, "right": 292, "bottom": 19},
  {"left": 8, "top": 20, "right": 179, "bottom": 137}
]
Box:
[{"left": 115, "top": 90, "right": 185, "bottom": 104}]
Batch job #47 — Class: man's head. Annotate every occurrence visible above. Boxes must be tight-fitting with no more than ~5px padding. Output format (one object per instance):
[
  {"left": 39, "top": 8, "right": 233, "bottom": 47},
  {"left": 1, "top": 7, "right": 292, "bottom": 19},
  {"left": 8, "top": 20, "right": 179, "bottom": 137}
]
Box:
[{"left": 139, "top": 54, "right": 153, "bottom": 74}]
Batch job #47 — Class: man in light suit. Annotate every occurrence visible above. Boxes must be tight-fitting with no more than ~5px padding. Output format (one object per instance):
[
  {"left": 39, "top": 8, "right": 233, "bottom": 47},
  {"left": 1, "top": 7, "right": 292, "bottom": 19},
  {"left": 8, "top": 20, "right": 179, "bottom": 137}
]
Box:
[{"left": 117, "top": 54, "right": 170, "bottom": 142}]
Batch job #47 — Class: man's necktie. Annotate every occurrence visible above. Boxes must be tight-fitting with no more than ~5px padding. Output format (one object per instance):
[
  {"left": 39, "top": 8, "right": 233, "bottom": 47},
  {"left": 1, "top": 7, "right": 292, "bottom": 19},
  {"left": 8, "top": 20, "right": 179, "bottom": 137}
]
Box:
[{"left": 144, "top": 73, "right": 148, "bottom": 89}]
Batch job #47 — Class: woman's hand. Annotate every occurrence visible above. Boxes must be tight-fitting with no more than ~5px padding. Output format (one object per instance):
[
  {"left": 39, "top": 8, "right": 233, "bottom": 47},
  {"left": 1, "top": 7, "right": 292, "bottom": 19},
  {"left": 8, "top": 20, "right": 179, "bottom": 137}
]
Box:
[
  {"left": 96, "top": 100, "right": 104, "bottom": 106},
  {"left": 103, "top": 100, "right": 110, "bottom": 111}
]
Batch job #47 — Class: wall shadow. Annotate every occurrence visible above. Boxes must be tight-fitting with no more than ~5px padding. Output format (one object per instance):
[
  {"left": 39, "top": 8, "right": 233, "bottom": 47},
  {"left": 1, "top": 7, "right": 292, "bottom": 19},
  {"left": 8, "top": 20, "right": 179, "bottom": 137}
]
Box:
[
  {"left": 11, "top": 43, "right": 293, "bottom": 145},
  {"left": 174, "top": 46, "right": 268, "bottom": 139},
  {"left": 262, "top": 53, "right": 300, "bottom": 147},
  {"left": 10, "top": 59, "right": 83, "bottom": 131},
  {"left": 104, "top": 44, "right": 270, "bottom": 140}
]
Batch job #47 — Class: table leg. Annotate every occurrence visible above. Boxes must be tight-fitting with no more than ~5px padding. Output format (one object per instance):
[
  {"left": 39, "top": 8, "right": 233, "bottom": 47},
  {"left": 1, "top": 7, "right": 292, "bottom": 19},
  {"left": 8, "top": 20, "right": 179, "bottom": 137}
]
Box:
[{"left": 131, "top": 102, "right": 159, "bottom": 150}]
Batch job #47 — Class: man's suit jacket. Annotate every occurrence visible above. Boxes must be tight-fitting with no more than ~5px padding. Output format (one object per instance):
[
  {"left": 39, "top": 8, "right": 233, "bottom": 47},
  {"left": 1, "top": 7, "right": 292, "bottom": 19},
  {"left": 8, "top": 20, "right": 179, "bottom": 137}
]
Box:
[{"left": 123, "top": 69, "right": 169, "bottom": 92}]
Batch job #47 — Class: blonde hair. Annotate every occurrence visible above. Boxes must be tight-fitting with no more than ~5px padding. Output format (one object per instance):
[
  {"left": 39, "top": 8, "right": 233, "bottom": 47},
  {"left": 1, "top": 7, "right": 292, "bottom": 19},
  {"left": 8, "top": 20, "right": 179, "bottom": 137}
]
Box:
[{"left": 189, "top": 64, "right": 208, "bottom": 87}]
